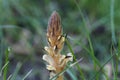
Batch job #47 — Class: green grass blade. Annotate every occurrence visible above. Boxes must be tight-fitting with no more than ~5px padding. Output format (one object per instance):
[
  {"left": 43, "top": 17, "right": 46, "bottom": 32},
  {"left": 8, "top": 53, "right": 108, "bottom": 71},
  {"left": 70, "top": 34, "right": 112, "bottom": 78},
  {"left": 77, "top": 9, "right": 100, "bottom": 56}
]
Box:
[
  {"left": 0, "top": 61, "right": 9, "bottom": 77},
  {"left": 7, "top": 74, "right": 12, "bottom": 80},
  {"left": 0, "top": 27, "right": 3, "bottom": 70},
  {"left": 10, "top": 62, "right": 22, "bottom": 80},
  {"left": 22, "top": 69, "right": 32, "bottom": 80},
  {"left": 66, "top": 69, "right": 77, "bottom": 80},
  {"left": 3, "top": 47, "right": 11, "bottom": 80},
  {"left": 73, "top": 0, "right": 97, "bottom": 70},
  {"left": 110, "top": 0, "right": 118, "bottom": 79},
  {"left": 90, "top": 52, "right": 115, "bottom": 80},
  {"left": 110, "top": 0, "right": 116, "bottom": 44},
  {"left": 72, "top": 0, "right": 112, "bottom": 79},
  {"left": 65, "top": 39, "right": 85, "bottom": 80}
]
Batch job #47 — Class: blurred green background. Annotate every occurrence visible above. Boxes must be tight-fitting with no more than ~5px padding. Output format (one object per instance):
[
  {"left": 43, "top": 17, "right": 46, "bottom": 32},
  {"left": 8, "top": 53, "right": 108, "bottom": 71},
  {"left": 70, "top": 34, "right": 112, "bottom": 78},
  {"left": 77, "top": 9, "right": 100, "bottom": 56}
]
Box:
[{"left": 0, "top": 0, "right": 120, "bottom": 80}]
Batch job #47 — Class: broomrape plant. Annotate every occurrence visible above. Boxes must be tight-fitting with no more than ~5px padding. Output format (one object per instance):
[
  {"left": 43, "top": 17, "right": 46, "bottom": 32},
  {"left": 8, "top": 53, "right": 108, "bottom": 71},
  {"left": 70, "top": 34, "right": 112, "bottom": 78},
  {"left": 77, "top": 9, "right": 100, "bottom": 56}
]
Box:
[{"left": 42, "top": 11, "right": 73, "bottom": 80}]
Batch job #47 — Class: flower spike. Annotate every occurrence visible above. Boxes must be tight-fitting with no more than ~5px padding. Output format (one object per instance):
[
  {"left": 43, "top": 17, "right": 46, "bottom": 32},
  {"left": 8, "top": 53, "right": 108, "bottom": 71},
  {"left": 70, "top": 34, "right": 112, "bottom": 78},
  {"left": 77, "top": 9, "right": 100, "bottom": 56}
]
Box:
[{"left": 43, "top": 11, "right": 73, "bottom": 80}]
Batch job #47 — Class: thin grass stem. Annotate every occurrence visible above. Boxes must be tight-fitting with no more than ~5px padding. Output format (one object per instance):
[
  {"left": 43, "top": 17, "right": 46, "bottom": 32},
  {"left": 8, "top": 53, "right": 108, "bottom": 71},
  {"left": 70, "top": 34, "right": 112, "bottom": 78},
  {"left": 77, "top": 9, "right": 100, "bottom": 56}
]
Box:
[
  {"left": 22, "top": 69, "right": 32, "bottom": 80},
  {"left": 110, "top": 0, "right": 116, "bottom": 44},
  {"left": 65, "top": 39, "right": 85, "bottom": 80}
]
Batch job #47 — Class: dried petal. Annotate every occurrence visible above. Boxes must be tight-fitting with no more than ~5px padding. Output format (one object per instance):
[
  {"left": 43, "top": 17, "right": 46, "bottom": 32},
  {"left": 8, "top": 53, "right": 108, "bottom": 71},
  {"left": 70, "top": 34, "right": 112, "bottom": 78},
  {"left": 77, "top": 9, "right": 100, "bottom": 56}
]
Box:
[
  {"left": 50, "top": 71, "right": 56, "bottom": 79},
  {"left": 44, "top": 46, "right": 54, "bottom": 56},
  {"left": 42, "top": 54, "right": 54, "bottom": 66},
  {"left": 46, "top": 65, "right": 56, "bottom": 71},
  {"left": 66, "top": 53, "right": 73, "bottom": 61}
]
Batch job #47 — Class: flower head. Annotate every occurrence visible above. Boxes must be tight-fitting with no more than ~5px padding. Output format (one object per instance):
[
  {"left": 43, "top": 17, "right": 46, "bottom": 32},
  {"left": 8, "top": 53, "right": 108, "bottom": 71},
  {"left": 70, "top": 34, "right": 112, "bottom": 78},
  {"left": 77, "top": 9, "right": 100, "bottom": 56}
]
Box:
[{"left": 43, "top": 11, "right": 73, "bottom": 80}]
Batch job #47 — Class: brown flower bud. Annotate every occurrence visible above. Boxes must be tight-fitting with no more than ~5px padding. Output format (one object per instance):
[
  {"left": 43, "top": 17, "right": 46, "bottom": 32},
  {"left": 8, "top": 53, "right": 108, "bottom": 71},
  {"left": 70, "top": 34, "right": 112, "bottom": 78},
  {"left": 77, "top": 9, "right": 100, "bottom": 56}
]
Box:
[{"left": 47, "top": 11, "right": 65, "bottom": 52}]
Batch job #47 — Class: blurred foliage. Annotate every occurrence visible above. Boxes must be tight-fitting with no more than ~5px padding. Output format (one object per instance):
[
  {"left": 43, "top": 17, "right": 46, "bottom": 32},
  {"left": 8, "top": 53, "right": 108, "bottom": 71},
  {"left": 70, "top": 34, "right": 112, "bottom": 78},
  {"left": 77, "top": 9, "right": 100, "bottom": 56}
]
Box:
[{"left": 0, "top": 0, "right": 120, "bottom": 80}]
